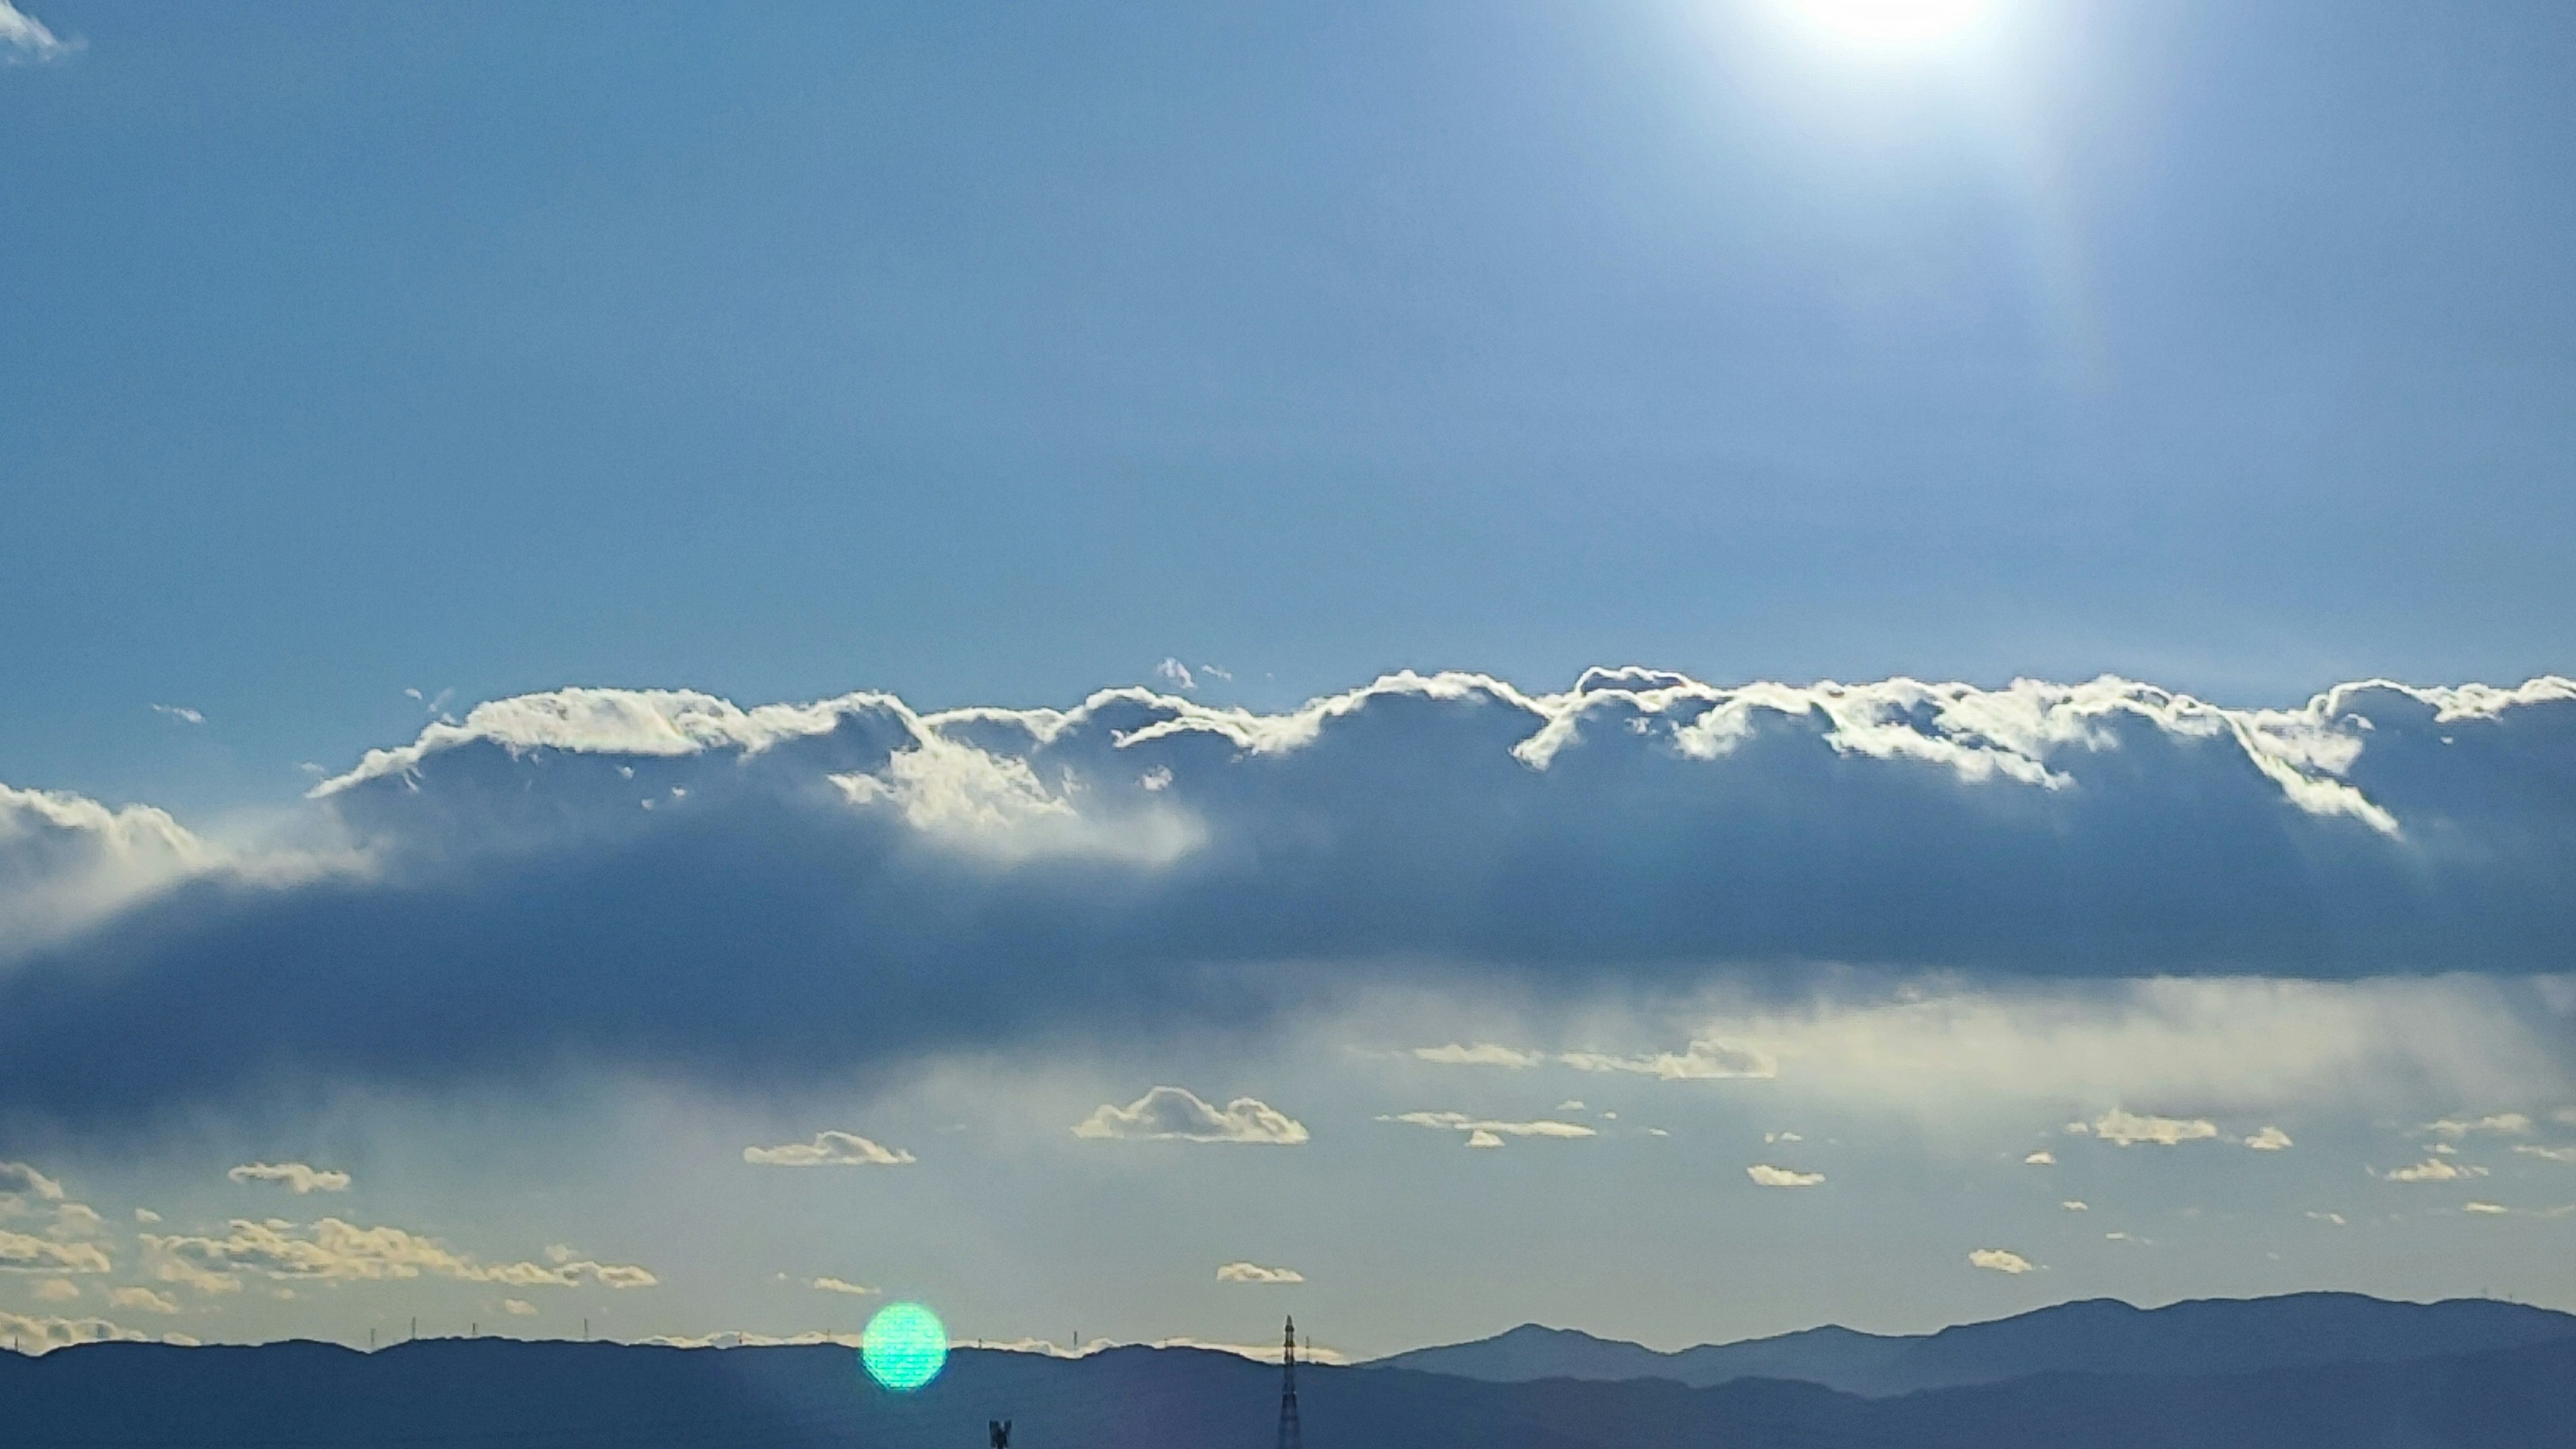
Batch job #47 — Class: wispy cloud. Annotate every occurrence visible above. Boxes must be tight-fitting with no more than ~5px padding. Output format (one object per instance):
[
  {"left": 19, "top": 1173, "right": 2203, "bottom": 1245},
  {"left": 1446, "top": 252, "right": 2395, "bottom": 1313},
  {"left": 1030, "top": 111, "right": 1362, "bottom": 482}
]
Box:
[
  {"left": 2243, "top": 1126, "right": 2294, "bottom": 1151},
  {"left": 2380, "top": 1158, "right": 2488, "bottom": 1183},
  {"left": 1561, "top": 1038, "right": 1776, "bottom": 1081},
  {"left": 1379, "top": 1111, "right": 1594, "bottom": 1144},
  {"left": 1746, "top": 1164, "right": 1824, "bottom": 1187},
  {"left": 0, "top": 1, "right": 78, "bottom": 64},
  {"left": 228, "top": 1162, "right": 352, "bottom": 1194},
  {"left": 1411, "top": 1043, "right": 1544, "bottom": 1068},
  {"left": 141, "top": 1219, "right": 655, "bottom": 1293},
  {"left": 1216, "top": 1261, "right": 1305, "bottom": 1284},
  {"left": 2082, "top": 1110, "right": 2218, "bottom": 1147},
  {"left": 811, "top": 1276, "right": 878, "bottom": 1295}
]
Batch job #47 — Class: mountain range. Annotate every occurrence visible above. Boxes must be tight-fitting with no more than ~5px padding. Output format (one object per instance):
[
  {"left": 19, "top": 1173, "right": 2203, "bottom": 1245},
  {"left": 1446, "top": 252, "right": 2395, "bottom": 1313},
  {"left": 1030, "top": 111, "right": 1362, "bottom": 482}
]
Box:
[{"left": 6, "top": 1293, "right": 2573, "bottom": 1449}]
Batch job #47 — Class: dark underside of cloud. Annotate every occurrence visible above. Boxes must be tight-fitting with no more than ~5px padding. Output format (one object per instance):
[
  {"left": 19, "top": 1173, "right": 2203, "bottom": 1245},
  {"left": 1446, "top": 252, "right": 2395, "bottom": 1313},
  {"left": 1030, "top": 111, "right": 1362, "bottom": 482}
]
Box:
[{"left": 1, "top": 671, "right": 2570, "bottom": 1126}]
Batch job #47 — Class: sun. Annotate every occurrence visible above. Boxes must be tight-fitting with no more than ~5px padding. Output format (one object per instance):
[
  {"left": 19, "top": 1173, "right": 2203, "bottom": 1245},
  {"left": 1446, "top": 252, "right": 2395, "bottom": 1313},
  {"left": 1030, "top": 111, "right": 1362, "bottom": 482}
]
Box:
[{"left": 1782, "top": 0, "right": 1995, "bottom": 44}]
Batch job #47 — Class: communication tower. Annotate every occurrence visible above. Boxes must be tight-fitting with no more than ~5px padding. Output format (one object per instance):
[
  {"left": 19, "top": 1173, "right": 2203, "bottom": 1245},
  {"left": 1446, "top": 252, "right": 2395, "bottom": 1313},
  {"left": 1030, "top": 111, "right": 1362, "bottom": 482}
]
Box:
[{"left": 1275, "top": 1316, "right": 1303, "bottom": 1449}]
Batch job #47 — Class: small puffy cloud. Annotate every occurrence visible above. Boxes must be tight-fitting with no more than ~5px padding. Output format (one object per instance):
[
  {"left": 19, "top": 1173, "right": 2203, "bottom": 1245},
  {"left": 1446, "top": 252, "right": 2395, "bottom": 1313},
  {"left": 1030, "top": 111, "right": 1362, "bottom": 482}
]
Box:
[
  {"left": 2427, "top": 1114, "right": 2532, "bottom": 1138},
  {"left": 2513, "top": 1144, "right": 2576, "bottom": 1163},
  {"left": 1747, "top": 1164, "right": 1825, "bottom": 1187},
  {"left": 1412, "top": 1043, "right": 1544, "bottom": 1069},
  {"left": 0, "top": 1161, "right": 65, "bottom": 1203},
  {"left": 742, "top": 1131, "right": 917, "bottom": 1167},
  {"left": 1969, "top": 1248, "right": 2036, "bottom": 1274},
  {"left": 811, "top": 1277, "right": 877, "bottom": 1296},
  {"left": 1766, "top": 1130, "right": 1801, "bottom": 1143},
  {"left": 142, "top": 1219, "right": 654, "bottom": 1292},
  {"left": 1560, "top": 1038, "right": 1776, "bottom": 1081},
  {"left": 1216, "top": 1262, "right": 1304, "bottom": 1285},
  {"left": 2061, "top": 1200, "right": 2088, "bottom": 1211},
  {"left": 502, "top": 1298, "right": 539, "bottom": 1316},
  {"left": 2382, "top": 1158, "right": 2489, "bottom": 1183},
  {"left": 0, "top": 1310, "right": 143, "bottom": 1354},
  {"left": 107, "top": 1286, "right": 180, "bottom": 1315},
  {"left": 2463, "top": 1201, "right": 2510, "bottom": 1216},
  {"left": 1379, "top": 1111, "right": 1594, "bottom": 1144},
  {"left": 1558, "top": 1101, "right": 1586, "bottom": 1112},
  {"left": 1075, "top": 1087, "right": 1308, "bottom": 1144},
  {"left": 2307, "top": 1211, "right": 2347, "bottom": 1226},
  {"left": 0, "top": 1, "right": 77, "bottom": 64},
  {"left": 0, "top": 1229, "right": 111, "bottom": 1275},
  {"left": 151, "top": 704, "right": 206, "bottom": 726},
  {"left": 2243, "top": 1126, "right": 2294, "bottom": 1151},
  {"left": 32, "top": 1277, "right": 78, "bottom": 1301},
  {"left": 229, "top": 1162, "right": 352, "bottom": 1193},
  {"left": 2023, "top": 1150, "right": 2055, "bottom": 1165},
  {"left": 132, "top": 1209, "right": 161, "bottom": 1224},
  {"left": 2090, "top": 1110, "right": 2218, "bottom": 1147}
]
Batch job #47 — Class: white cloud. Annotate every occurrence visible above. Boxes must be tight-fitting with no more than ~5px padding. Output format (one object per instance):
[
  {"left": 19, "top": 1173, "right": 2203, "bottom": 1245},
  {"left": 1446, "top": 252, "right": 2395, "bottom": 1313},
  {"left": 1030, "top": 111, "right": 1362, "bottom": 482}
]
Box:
[
  {"left": 2243, "top": 1126, "right": 2294, "bottom": 1151},
  {"left": 1075, "top": 1087, "right": 1309, "bottom": 1144},
  {"left": 2023, "top": 1150, "right": 2055, "bottom": 1165},
  {"left": 2463, "top": 1201, "right": 2510, "bottom": 1216},
  {"left": 1216, "top": 1261, "right": 1305, "bottom": 1285},
  {"left": 2381, "top": 1158, "right": 2489, "bottom": 1183},
  {"left": 0, "top": 1161, "right": 65, "bottom": 1203},
  {"left": 1155, "top": 659, "right": 1197, "bottom": 691},
  {"left": 1766, "top": 1130, "right": 1801, "bottom": 1142},
  {"left": 1747, "top": 1164, "right": 1825, "bottom": 1187},
  {"left": 1559, "top": 1101, "right": 1587, "bottom": 1112},
  {"left": 1411, "top": 1043, "right": 1544, "bottom": 1068},
  {"left": 1560, "top": 1038, "right": 1777, "bottom": 1081},
  {"left": 142, "top": 1219, "right": 655, "bottom": 1292},
  {"left": 107, "top": 1286, "right": 180, "bottom": 1315},
  {"left": 1968, "top": 1248, "right": 2036, "bottom": 1274},
  {"left": 32, "top": 1277, "right": 77, "bottom": 1301},
  {"left": 151, "top": 704, "right": 206, "bottom": 726},
  {"left": 0, "top": 1310, "right": 143, "bottom": 1354},
  {"left": 229, "top": 1162, "right": 353, "bottom": 1194},
  {"left": 502, "top": 1298, "right": 539, "bottom": 1316},
  {"left": 2061, "top": 1200, "right": 2088, "bottom": 1211},
  {"left": 2426, "top": 1114, "right": 2532, "bottom": 1138},
  {"left": 2513, "top": 1144, "right": 2576, "bottom": 1163},
  {"left": 2307, "top": 1211, "right": 2347, "bottom": 1226},
  {"left": 0, "top": 1, "right": 76, "bottom": 63},
  {"left": 811, "top": 1277, "right": 878, "bottom": 1296},
  {"left": 131, "top": 1209, "right": 160, "bottom": 1224},
  {"left": 0, "top": 1230, "right": 110, "bottom": 1275},
  {"left": 2089, "top": 1110, "right": 2218, "bottom": 1147},
  {"left": 1379, "top": 1111, "right": 1595, "bottom": 1144},
  {"left": 742, "top": 1131, "right": 916, "bottom": 1167}
]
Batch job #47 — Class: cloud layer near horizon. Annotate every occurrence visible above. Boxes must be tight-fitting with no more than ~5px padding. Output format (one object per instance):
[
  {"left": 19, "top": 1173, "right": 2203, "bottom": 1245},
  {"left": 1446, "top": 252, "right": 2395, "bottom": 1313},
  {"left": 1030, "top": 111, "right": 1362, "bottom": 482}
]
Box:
[{"left": 1, "top": 668, "right": 2572, "bottom": 1128}]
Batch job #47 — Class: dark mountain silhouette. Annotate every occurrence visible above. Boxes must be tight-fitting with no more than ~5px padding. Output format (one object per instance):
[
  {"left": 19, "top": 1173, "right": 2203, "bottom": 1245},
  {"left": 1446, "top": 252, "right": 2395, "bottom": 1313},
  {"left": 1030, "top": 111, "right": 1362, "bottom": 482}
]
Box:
[
  {"left": 1371, "top": 1291, "right": 2576, "bottom": 1395},
  {"left": 5, "top": 1297, "right": 2575, "bottom": 1449}
]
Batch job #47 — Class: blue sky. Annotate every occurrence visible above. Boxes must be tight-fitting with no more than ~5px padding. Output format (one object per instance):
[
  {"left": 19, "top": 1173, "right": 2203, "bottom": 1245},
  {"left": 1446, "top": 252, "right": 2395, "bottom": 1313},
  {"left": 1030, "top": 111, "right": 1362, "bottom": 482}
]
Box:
[{"left": 3, "top": 0, "right": 2574, "bottom": 1360}]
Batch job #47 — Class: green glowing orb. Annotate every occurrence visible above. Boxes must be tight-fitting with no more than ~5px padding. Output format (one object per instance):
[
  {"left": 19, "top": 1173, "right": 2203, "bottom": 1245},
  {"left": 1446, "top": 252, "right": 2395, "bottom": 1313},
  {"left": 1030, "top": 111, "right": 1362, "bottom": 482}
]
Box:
[{"left": 861, "top": 1301, "right": 949, "bottom": 1392}]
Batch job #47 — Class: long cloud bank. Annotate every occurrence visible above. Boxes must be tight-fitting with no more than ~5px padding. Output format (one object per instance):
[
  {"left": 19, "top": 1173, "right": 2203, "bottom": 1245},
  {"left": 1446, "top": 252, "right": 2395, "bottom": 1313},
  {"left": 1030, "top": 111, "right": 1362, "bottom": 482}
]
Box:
[{"left": 0, "top": 669, "right": 2569, "bottom": 1126}]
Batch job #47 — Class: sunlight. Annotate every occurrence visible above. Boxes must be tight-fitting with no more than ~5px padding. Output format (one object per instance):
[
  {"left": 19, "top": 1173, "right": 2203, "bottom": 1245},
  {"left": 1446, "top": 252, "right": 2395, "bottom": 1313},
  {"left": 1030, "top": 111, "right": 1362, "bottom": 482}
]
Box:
[{"left": 1780, "top": 0, "right": 1994, "bottom": 44}]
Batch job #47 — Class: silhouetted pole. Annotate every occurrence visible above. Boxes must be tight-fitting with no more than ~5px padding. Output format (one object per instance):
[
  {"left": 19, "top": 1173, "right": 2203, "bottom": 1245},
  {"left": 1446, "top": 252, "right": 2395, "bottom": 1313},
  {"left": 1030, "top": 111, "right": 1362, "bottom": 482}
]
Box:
[{"left": 1276, "top": 1316, "right": 1303, "bottom": 1449}]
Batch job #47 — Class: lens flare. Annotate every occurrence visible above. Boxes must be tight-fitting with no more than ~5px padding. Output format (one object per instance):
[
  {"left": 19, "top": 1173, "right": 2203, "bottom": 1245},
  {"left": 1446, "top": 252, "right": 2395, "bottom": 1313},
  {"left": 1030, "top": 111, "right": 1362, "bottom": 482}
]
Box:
[{"left": 861, "top": 1301, "right": 949, "bottom": 1392}]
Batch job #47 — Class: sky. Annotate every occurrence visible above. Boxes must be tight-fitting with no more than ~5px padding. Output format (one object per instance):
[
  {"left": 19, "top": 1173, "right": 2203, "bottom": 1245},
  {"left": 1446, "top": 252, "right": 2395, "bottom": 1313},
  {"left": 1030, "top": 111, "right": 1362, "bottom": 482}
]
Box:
[{"left": 3, "top": 0, "right": 2574, "bottom": 1362}]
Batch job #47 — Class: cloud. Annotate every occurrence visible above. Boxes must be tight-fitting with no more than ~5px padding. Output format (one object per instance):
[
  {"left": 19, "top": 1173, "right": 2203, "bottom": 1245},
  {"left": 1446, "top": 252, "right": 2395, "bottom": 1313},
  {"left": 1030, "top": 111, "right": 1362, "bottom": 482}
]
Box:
[
  {"left": 0, "top": 1310, "right": 143, "bottom": 1354},
  {"left": 229, "top": 1162, "right": 352, "bottom": 1193},
  {"left": 811, "top": 1277, "right": 878, "bottom": 1295},
  {"left": 2462, "top": 1201, "right": 2510, "bottom": 1215},
  {"left": 1968, "top": 1248, "right": 2036, "bottom": 1274},
  {"left": 32, "top": 1277, "right": 76, "bottom": 1301},
  {"left": 2061, "top": 1200, "right": 2088, "bottom": 1211},
  {"left": 2381, "top": 1158, "right": 2489, "bottom": 1183},
  {"left": 2088, "top": 1110, "right": 2219, "bottom": 1146},
  {"left": 131, "top": 1209, "right": 160, "bottom": 1224},
  {"left": 2426, "top": 1114, "right": 2532, "bottom": 1138},
  {"left": 2023, "top": 1150, "right": 2055, "bottom": 1165},
  {"left": 141, "top": 1219, "right": 653, "bottom": 1291},
  {"left": 1411, "top": 1043, "right": 1544, "bottom": 1068},
  {"left": 3, "top": 669, "right": 2575, "bottom": 1126},
  {"left": 0, "top": 1230, "right": 110, "bottom": 1274},
  {"left": 1216, "top": 1261, "right": 1305, "bottom": 1284},
  {"left": 0, "top": 1, "right": 76, "bottom": 63},
  {"left": 2243, "top": 1126, "right": 2294, "bottom": 1151},
  {"left": 1747, "top": 1164, "right": 1825, "bottom": 1187},
  {"left": 2307, "top": 1211, "right": 2347, "bottom": 1226},
  {"left": 107, "top": 1286, "right": 180, "bottom": 1315},
  {"left": 151, "top": 705, "right": 206, "bottom": 726},
  {"left": 1561, "top": 1038, "right": 1777, "bottom": 1081},
  {"left": 0, "top": 1161, "right": 64, "bottom": 1203},
  {"left": 1155, "top": 659, "right": 1197, "bottom": 691},
  {"left": 1074, "top": 1087, "right": 1309, "bottom": 1144},
  {"left": 2513, "top": 1144, "right": 2576, "bottom": 1163},
  {"left": 1379, "top": 1111, "right": 1595, "bottom": 1144},
  {"left": 502, "top": 1297, "right": 539, "bottom": 1316},
  {"left": 742, "top": 1132, "right": 916, "bottom": 1167}
]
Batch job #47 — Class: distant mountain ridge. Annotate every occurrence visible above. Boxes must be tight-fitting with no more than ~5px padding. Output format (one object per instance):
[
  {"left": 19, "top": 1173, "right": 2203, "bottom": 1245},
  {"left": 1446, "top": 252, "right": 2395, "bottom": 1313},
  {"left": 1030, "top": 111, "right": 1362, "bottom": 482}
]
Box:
[{"left": 1367, "top": 1292, "right": 2576, "bottom": 1397}]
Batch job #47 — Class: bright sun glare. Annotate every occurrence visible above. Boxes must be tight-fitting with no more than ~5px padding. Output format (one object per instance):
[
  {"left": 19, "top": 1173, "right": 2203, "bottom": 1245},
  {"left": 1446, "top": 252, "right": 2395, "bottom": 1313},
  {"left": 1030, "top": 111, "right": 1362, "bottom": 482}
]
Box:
[{"left": 1784, "top": 0, "right": 1994, "bottom": 44}]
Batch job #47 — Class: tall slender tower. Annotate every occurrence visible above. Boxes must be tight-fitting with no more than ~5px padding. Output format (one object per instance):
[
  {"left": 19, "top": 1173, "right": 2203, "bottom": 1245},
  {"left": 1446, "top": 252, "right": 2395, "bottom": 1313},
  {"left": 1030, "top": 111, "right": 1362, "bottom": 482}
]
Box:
[{"left": 1275, "top": 1316, "right": 1303, "bottom": 1449}]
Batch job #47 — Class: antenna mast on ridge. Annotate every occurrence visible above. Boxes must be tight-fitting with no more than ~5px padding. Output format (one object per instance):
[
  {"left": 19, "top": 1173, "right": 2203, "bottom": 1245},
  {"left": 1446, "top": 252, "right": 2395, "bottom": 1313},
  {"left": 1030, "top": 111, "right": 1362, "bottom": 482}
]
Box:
[{"left": 1275, "top": 1316, "right": 1303, "bottom": 1449}]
